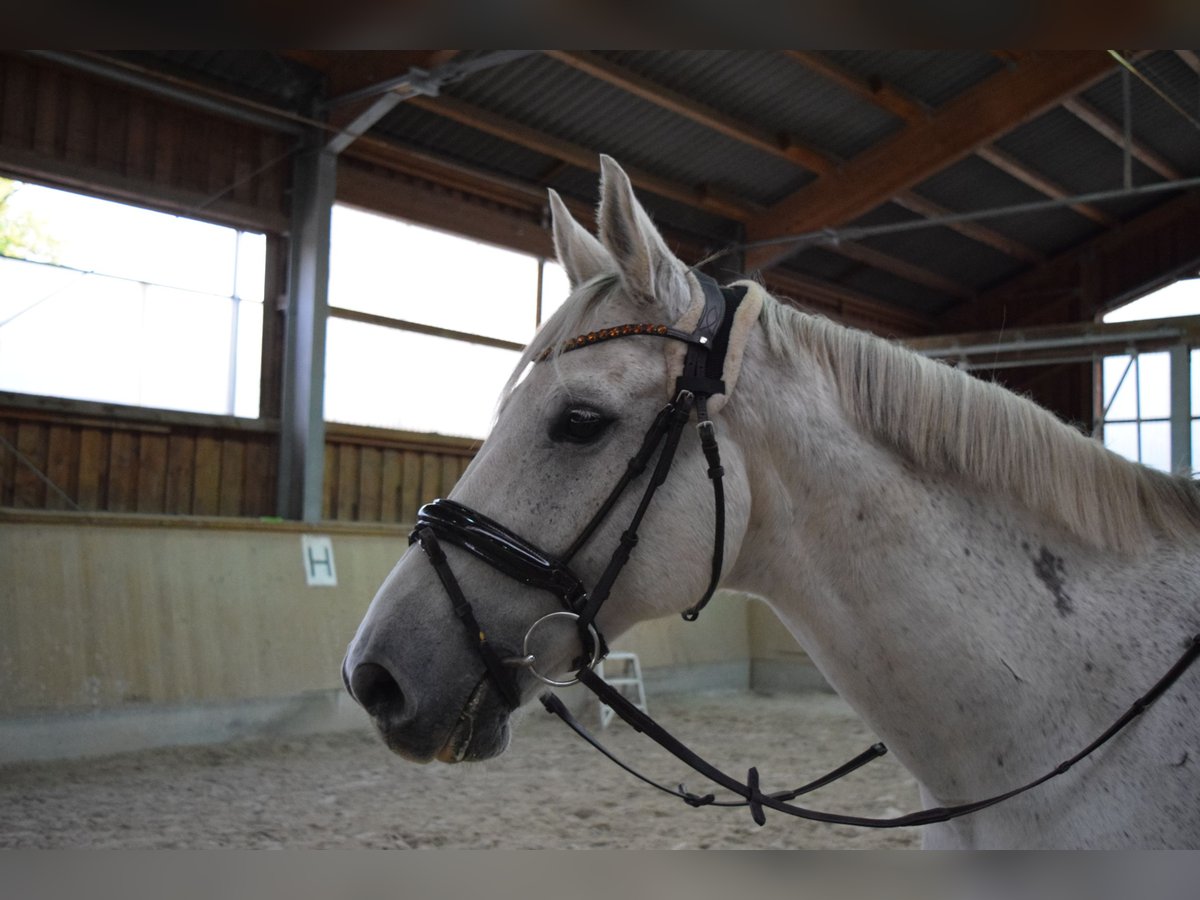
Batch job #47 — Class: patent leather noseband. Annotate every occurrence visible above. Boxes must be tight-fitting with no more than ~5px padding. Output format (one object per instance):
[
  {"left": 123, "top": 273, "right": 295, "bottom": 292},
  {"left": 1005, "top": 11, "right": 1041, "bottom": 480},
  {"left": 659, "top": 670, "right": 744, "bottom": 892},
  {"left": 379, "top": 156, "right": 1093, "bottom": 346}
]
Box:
[
  {"left": 414, "top": 499, "right": 587, "bottom": 607},
  {"left": 406, "top": 271, "right": 1200, "bottom": 829}
]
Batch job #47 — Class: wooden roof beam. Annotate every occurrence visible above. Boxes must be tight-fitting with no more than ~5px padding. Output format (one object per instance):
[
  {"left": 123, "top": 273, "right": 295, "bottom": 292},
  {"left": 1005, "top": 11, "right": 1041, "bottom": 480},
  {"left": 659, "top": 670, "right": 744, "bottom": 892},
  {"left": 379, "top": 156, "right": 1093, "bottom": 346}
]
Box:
[
  {"left": 824, "top": 240, "right": 974, "bottom": 299},
  {"left": 545, "top": 50, "right": 836, "bottom": 175},
  {"left": 744, "top": 51, "right": 1117, "bottom": 272},
  {"left": 405, "top": 93, "right": 757, "bottom": 221},
  {"left": 551, "top": 51, "right": 1041, "bottom": 266},
  {"left": 974, "top": 145, "right": 1116, "bottom": 227},
  {"left": 1175, "top": 50, "right": 1200, "bottom": 75},
  {"left": 782, "top": 51, "right": 928, "bottom": 124},
  {"left": 890, "top": 191, "right": 1044, "bottom": 263},
  {"left": 780, "top": 53, "right": 1043, "bottom": 264},
  {"left": 1060, "top": 96, "right": 1182, "bottom": 181}
]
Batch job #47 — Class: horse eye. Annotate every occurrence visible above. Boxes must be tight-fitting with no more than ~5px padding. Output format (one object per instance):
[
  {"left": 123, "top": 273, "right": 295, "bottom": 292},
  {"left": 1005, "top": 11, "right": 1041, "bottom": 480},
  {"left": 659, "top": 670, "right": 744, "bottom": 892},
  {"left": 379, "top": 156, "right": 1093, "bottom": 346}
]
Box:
[{"left": 550, "top": 406, "right": 612, "bottom": 444}]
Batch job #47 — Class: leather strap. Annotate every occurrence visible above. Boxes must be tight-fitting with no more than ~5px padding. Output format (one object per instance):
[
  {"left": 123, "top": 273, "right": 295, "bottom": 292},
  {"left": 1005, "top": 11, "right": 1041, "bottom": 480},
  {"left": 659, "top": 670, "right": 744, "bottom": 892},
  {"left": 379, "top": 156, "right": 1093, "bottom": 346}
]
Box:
[
  {"left": 560, "top": 635, "right": 1200, "bottom": 827},
  {"left": 413, "top": 527, "right": 523, "bottom": 710},
  {"left": 539, "top": 691, "right": 886, "bottom": 809}
]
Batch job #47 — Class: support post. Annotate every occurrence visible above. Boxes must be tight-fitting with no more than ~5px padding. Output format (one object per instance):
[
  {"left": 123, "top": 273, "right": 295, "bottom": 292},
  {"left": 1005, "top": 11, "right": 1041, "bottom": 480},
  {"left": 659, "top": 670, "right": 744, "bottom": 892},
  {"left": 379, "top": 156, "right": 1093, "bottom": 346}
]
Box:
[
  {"left": 278, "top": 134, "right": 336, "bottom": 521},
  {"left": 1170, "top": 343, "right": 1192, "bottom": 475}
]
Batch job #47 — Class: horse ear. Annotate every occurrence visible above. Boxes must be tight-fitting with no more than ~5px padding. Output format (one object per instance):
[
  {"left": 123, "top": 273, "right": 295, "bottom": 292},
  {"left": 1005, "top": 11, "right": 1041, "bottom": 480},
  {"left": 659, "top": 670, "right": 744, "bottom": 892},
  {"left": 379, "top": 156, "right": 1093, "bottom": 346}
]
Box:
[
  {"left": 597, "top": 155, "right": 690, "bottom": 317},
  {"left": 548, "top": 189, "right": 611, "bottom": 290}
]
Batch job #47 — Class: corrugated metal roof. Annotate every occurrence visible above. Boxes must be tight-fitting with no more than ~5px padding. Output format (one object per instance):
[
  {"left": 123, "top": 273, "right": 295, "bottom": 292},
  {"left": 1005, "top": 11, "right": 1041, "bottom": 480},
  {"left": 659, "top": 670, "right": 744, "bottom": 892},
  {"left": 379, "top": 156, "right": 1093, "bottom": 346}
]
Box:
[
  {"left": 600, "top": 50, "right": 904, "bottom": 162},
  {"left": 1080, "top": 52, "right": 1200, "bottom": 178},
  {"left": 375, "top": 103, "right": 558, "bottom": 184},
  {"left": 914, "top": 155, "right": 1103, "bottom": 256},
  {"left": 993, "top": 106, "right": 1165, "bottom": 221},
  {"left": 782, "top": 246, "right": 951, "bottom": 315},
  {"left": 847, "top": 203, "right": 1026, "bottom": 291},
  {"left": 443, "top": 54, "right": 810, "bottom": 208},
  {"left": 820, "top": 51, "right": 1001, "bottom": 108}
]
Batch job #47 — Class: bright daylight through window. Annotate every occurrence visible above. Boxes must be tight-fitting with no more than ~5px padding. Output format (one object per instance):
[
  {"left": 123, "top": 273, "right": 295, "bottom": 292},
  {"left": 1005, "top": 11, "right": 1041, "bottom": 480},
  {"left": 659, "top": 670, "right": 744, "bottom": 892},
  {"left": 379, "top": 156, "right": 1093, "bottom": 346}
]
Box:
[
  {"left": 324, "top": 204, "right": 570, "bottom": 439},
  {"left": 0, "top": 179, "right": 265, "bottom": 418},
  {"left": 1100, "top": 278, "right": 1200, "bottom": 475}
]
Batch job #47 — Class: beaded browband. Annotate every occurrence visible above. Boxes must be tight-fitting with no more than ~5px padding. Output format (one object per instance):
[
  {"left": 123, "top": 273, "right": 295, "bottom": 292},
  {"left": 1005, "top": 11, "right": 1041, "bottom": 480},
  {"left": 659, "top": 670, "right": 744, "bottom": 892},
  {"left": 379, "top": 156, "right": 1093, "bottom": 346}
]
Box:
[{"left": 536, "top": 322, "right": 702, "bottom": 362}]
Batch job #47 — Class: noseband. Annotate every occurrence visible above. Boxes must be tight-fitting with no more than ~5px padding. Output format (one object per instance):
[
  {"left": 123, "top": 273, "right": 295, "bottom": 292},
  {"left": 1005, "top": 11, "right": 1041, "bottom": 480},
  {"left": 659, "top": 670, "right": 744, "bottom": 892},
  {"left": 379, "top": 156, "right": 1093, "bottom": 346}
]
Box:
[{"left": 407, "top": 271, "right": 1200, "bottom": 829}]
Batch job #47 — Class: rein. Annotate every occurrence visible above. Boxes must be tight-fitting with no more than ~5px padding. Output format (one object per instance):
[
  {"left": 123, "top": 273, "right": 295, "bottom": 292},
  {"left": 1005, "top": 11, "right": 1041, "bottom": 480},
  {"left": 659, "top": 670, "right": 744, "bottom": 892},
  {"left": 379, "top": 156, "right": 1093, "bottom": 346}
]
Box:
[{"left": 408, "top": 271, "right": 1200, "bottom": 829}]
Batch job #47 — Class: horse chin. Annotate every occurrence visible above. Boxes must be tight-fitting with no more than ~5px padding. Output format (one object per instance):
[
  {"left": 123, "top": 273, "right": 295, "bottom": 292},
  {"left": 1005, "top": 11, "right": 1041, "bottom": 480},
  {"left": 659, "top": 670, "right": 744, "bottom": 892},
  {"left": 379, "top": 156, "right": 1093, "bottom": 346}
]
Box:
[{"left": 433, "top": 676, "right": 511, "bottom": 764}]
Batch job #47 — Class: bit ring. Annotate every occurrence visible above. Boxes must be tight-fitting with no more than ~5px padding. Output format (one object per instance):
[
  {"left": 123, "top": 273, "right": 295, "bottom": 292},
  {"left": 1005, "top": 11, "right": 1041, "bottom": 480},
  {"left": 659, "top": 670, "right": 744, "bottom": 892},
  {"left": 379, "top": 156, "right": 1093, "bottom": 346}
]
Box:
[{"left": 510, "top": 611, "right": 601, "bottom": 687}]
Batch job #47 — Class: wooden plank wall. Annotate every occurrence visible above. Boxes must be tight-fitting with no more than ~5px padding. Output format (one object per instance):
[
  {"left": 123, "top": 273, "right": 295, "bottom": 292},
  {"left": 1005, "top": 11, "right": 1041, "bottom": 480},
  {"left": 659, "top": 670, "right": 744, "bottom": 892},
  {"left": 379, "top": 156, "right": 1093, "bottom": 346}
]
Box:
[
  {"left": 0, "top": 53, "right": 290, "bottom": 232},
  {"left": 0, "top": 405, "right": 278, "bottom": 518},
  {"left": 0, "top": 403, "right": 476, "bottom": 523},
  {"left": 323, "top": 424, "right": 475, "bottom": 524}
]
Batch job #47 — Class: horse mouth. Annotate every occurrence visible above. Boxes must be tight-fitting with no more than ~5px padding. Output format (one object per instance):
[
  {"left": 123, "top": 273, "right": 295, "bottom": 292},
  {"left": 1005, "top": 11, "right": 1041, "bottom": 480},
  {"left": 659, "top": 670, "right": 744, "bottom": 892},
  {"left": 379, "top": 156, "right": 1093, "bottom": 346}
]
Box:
[{"left": 434, "top": 676, "right": 510, "bottom": 763}]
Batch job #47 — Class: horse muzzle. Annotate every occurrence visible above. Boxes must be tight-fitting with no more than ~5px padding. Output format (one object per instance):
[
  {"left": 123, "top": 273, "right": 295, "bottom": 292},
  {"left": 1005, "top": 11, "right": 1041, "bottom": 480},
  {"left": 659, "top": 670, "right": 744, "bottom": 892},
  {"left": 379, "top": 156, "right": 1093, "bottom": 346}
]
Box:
[{"left": 343, "top": 637, "right": 512, "bottom": 764}]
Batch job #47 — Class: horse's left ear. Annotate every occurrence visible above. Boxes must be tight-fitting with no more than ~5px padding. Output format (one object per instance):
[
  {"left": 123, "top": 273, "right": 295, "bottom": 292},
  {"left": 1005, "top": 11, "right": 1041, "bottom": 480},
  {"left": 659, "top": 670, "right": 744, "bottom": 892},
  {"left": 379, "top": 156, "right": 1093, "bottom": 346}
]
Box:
[{"left": 596, "top": 155, "right": 691, "bottom": 321}]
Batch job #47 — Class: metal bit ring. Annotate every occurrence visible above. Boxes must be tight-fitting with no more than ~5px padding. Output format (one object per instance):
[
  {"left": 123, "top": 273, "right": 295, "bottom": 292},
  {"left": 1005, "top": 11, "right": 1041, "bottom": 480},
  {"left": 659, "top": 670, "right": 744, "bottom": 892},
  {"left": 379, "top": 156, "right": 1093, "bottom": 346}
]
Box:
[{"left": 515, "top": 611, "right": 601, "bottom": 687}]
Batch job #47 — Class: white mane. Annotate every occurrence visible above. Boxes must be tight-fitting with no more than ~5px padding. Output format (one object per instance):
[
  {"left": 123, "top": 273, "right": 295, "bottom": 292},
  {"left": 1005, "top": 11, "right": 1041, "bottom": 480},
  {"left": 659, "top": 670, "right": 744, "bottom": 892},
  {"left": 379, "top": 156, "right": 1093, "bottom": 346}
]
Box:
[{"left": 759, "top": 293, "right": 1200, "bottom": 554}]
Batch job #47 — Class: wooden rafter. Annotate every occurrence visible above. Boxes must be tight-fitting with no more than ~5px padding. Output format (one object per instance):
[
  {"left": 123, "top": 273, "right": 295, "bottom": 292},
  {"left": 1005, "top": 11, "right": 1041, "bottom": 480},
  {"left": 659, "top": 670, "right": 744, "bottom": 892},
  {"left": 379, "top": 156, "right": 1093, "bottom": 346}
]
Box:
[
  {"left": 1175, "top": 50, "right": 1200, "bottom": 75},
  {"left": 544, "top": 50, "right": 835, "bottom": 175},
  {"left": 974, "top": 145, "right": 1116, "bottom": 227},
  {"left": 405, "top": 93, "right": 756, "bottom": 221},
  {"left": 781, "top": 50, "right": 927, "bottom": 124},
  {"left": 1060, "top": 96, "right": 1181, "bottom": 180},
  {"left": 781, "top": 52, "right": 1045, "bottom": 264},
  {"left": 744, "top": 51, "right": 1118, "bottom": 271},
  {"left": 547, "top": 50, "right": 1039, "bottom": 284},
  {"left": 827, "top": 240, "right": 973, "bottom": 299},
  {"left": 889, "top": 191, "right": 1044, "bottom": 263}
]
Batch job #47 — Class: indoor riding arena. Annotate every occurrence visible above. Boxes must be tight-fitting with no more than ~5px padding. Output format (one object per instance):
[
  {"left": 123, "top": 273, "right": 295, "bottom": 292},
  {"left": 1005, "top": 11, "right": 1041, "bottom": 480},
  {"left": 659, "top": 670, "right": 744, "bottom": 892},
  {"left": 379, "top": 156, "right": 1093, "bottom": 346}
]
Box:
[{"left": 3, "top": 50, "right": 1200, "bottom": 850}]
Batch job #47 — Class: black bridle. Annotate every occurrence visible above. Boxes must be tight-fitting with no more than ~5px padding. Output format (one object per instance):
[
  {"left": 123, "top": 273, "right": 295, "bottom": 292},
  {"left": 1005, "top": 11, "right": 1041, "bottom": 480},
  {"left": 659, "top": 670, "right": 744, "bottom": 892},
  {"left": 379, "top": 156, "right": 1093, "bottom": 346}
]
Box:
[{"left": 408, "top": 271, "right": 1200, "bottom": 829}]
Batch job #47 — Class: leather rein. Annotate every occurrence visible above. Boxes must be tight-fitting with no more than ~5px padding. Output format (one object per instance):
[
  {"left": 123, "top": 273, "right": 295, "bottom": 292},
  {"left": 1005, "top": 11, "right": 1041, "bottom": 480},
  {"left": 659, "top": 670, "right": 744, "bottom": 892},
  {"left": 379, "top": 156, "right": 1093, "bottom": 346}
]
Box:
[{"left": 409, "top": 271, "right": 1200, "bottom": 828}]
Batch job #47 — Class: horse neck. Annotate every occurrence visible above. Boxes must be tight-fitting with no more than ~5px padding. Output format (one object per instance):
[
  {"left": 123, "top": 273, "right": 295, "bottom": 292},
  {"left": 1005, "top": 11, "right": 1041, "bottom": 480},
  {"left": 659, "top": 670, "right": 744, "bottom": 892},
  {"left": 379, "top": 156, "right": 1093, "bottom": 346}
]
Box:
[{"left": 721, "top": 327, "right": 1193, "bottom": 805}]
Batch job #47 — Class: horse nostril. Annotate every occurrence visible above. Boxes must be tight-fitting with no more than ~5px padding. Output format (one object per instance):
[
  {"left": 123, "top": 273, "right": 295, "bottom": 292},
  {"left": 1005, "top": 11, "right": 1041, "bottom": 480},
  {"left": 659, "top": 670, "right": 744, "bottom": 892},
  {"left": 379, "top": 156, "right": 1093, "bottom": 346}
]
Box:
[{"left": 350, "top": 662, "right": 406, "bottom": 719}]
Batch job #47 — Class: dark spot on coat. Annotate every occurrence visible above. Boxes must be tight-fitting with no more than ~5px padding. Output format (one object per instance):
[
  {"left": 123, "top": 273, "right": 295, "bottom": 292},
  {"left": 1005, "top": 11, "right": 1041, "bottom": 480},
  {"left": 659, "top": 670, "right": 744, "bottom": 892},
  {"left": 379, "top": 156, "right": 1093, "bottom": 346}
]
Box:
[
  {"left": 1084, "top": 660, "right": 1094, "bottom": 672},
  {"left": 1033, "top": 546, "right": 1074, "bottom": 616},
  {"left": 856, "top": 511, "right": 865, "bottom": 521},
  {"left": 996, "top": 755, "right": 1005, "bottom": 768},
  {"left": 963, "top": 547, "right": 971, "bottom": 557}
]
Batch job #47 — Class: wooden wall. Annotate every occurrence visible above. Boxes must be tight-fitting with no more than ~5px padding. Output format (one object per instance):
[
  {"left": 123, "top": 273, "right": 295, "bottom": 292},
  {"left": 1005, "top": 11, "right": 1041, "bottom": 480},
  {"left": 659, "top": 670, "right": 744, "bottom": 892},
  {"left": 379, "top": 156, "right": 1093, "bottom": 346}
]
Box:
[
  {"left": 323, "top": 423, "right": 475, "bottom": 524},
  {"left": 0, "top": 395, "right": 476, "bottom": 524},
  {"left": 0, "top": 53, "right": 290, "bottom": 233},
  {"left": 0, "top": 399, "right": 278, "bottom": 517}
]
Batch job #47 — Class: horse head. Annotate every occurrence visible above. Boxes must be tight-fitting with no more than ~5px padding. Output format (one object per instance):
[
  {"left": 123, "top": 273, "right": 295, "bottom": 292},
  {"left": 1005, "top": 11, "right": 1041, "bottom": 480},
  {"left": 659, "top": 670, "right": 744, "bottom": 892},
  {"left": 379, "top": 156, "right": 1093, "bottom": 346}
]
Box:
[{"left": 342, "top": 157, "right": 753, "bottom": 762}]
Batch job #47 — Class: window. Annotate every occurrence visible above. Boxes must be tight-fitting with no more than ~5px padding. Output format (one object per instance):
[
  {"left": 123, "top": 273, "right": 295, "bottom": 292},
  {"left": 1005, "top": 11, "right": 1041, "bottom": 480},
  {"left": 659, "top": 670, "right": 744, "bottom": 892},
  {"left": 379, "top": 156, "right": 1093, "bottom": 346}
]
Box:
[
  {"left": 0, "top": 179, "right": 265, "bottom": 417},
  {"left": 324, "top": 205, "right": 570, "bottom": 438},
  {"left": 1099, "top": 278, "right": 1200, "bottom": 474},
  {"left": 1100, "top": 352, "right": 1171, "bottom": 471}
]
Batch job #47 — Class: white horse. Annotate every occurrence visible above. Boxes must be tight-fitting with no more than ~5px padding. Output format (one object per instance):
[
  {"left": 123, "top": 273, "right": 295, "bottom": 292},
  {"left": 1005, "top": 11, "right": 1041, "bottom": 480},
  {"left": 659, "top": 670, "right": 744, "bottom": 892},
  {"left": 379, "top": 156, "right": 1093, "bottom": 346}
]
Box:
[{"left": 344, "top": 156, "right": 1200, "bottom": 848}]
